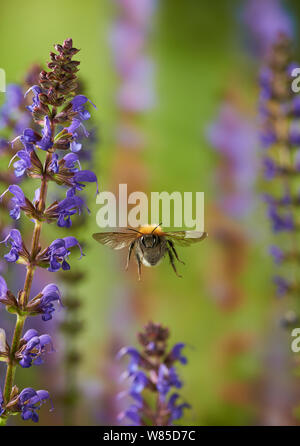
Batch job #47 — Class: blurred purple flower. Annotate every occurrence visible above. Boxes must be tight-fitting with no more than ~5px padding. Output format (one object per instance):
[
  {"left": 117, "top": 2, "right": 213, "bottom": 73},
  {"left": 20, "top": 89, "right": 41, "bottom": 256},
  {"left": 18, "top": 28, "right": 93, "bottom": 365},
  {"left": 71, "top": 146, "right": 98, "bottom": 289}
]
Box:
[
  {"left": 273, "top": 275, "right": 290, "bottom": 297},
  {"left": 267, "top": 205, "right": 294, "bottom": 232},
  {"left": 157, "top": 364, "right": 182, "bottom": 398},
  {"left": 269, "top": 245, "right": 285, "bottom": 264},
  {"left": 207, "top": 103, "right": 258, "bottom": 218},
  {"left": 242, "top": 0, "right": 293, "bottom": 56},
  {"left": 167, "top": 393, "right": 190, "bottom": 422},
  {"left": 0, "top": 85, "right": 23, "bottom": 129}
]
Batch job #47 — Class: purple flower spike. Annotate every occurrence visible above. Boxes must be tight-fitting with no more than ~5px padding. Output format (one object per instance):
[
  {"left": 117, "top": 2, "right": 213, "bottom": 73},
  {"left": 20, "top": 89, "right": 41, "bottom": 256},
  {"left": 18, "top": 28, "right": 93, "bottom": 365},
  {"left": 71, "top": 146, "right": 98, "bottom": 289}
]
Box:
[
  {"left": 18, "top": 387, "right": 50, "bottom": 422},
  {"left": 119, "top": 322, "right": 188, "bottom": 425},
  {"left": 39, "top": 283, "right": 62, "bottom": 321},
  {"left": 0, "top": 229, "right": 23, "bottom": 263}
]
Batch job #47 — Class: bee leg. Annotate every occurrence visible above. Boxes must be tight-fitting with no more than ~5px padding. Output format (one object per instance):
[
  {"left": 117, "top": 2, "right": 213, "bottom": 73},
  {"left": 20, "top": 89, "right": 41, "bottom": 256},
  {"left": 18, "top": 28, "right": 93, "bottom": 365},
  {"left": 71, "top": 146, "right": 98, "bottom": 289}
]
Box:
[
  {"left": 135, "top": 253, "right": 142, "bottom": 281},
  {"left": 125, "top": 241, "right": 135, "bottom": 271},
  {"left": 167, "top": 247, "right": 182, "bottom": 278},
  {"left": 168, "top": 240, "right": 185, "bottom": 265}
]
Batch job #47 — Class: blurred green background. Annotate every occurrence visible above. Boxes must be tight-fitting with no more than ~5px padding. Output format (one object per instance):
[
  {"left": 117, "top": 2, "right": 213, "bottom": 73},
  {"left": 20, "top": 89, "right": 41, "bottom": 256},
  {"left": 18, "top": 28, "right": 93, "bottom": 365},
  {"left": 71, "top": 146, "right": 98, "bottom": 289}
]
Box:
[{"left": 1, "top": 0, "right": 300, "bottom": 426}]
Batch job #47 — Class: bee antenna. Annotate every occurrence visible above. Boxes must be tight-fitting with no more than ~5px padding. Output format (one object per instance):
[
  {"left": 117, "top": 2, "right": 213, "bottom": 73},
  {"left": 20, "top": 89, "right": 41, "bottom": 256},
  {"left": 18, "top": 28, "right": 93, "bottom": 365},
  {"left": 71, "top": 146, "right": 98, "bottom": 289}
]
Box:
[
  {"left": 151, "top": 223, "right": 162, "bottom": 233},
  {"left": 127, "top": 227, "right": 143, "bottom": 235}
]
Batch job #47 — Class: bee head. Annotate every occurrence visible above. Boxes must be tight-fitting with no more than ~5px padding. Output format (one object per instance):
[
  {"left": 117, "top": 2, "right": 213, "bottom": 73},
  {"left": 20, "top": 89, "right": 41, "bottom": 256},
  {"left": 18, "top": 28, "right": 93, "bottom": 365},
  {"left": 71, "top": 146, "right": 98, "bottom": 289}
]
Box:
[{"left": 140, "top": 234, "right": 159, "bottom": 248}]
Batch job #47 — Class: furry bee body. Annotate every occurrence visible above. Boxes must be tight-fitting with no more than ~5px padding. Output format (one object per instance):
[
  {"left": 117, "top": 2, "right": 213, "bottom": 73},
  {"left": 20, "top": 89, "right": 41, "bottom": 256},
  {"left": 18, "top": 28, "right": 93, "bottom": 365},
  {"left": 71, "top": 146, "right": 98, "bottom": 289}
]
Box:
[{"left": 92, "top": 224, "right": 207, "bottom": 280}]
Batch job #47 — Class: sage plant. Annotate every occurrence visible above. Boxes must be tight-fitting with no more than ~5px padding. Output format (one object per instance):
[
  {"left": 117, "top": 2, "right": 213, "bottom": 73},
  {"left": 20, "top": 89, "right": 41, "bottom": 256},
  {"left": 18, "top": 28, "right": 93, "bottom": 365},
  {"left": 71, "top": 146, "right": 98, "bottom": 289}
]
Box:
[
  {"left": 118, "top": 322, "right": 189, "bottom": 426},
  {"left": 259, "top": 34, "right": 300, "bottom": 316},
  {"left": 0, "top": 38, "right": 97, "bottom": 424}
]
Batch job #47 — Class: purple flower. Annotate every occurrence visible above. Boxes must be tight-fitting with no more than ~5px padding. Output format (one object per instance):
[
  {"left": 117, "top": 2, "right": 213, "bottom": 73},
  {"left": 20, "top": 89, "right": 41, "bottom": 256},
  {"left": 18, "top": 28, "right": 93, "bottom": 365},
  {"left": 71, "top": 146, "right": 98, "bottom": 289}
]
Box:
[
  {"left": 273, "top": 275, "right": 290, "bottom": 297},
  {"left": 118, "top": 346, "right": 142, "bottom": 379},
  {"left": 290, "top": 129, "right": 300, "bottom": 147},
  {"left": 130, "top": 371, "right": 149, "bottom": 393},
  {"left": 167, "top": 393, "right": 190, "bottom": 422},
  {"left": 157, "top": 364, "right": 182, "bottom": 398},
  {"left": 11, "top": 150, "right": 32, "bottom": 177},
  {"left": 0, "top": 84, "right": 23, "bottom": 129},
  {"left": 44, "top": 237, "right": 83, "bottom": 272},
  {"left": 120, "top": 404, "right": 142, "bottom": 426},
  {"left": 71, "top": 95, "right": 96, "bottom": 121},
  {"left": 263, "top": 157, "right": 278, "bottom": 179},
  {"left": 269, "top": 245, "right": 285, "bottom": 264},
  {"left": 0, "top": 185, "right": 26, "bottom": 220},
  {"left": 268, "top": 205, "right": 294, "bottom": 232},
  {"left": 169, "top": 343, "right": 187, "bottom": 365},
  {"left": 69, "top": 169, "right": 98, "bottom": 195},
  {"left": 0, "top": 275, "right": 7, "bottom": 298},
  {"left": 63, "top": 153, "right": 80, "bottom": 172},
  {"left": 36, "top": 116, "right": 53, "bottom": 151},
  {"left": 18, "top": 387, "right": 50, "bottom": 422},
  {"left": 207, "top": 103, "right": 258, "bottom": 218},
  {"left": 118, "top": 57, "right": 155, "bottom": 112},
  {"left": 55, "top": 195, "right": 85, "bottom": 228},
  {"left": 18, "top": 127, "right": 39, "bottom": 151},
  {"left": 25, "top": 85, "right": 42, "bottom": 114},
  {"left": 261, "top": 130, "right": 277, "bottom": 148},
  {"left": 48, "top": 153, "right": 59, "bottom": 173},
  {"left": 0, "top": 229, "right": 23, "bottom": 263},
  {"left": 65, "top": 95, "right": 96, "bottom": 144},
  {"left": 242, "top": 0, "right": 293, "bottom": 56},
  {"left": 19, "top": 329, "right": 53, "bottom": 368},
  {"left": 39, "top": 284, "right": 61, "bottom": 321}
]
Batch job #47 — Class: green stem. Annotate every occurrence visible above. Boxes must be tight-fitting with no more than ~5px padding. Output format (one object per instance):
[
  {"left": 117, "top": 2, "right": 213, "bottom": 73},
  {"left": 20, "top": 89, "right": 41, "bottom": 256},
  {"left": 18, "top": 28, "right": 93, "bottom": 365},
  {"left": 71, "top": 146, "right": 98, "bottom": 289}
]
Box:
[
  {"left": 3, "top": 315, "right": 25, "bottom": 404},
  {"left": 2, "top": 150, "right": 52, "bottom": 416}
]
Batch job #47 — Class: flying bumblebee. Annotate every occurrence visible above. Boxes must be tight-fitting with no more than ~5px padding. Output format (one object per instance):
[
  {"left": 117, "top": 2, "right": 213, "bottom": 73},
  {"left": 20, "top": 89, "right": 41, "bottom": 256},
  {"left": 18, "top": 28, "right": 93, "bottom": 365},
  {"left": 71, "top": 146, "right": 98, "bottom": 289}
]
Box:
[{"left": 92, "top": 224, "right": 207, "bottom": 280}]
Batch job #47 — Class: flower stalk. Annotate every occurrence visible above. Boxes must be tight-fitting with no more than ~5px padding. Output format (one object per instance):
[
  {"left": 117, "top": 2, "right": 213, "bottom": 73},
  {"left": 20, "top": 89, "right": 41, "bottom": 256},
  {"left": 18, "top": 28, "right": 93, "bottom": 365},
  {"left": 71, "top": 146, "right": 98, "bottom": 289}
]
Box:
[{"left": 0, "top": 38, "right": 97, "bottom": 424}]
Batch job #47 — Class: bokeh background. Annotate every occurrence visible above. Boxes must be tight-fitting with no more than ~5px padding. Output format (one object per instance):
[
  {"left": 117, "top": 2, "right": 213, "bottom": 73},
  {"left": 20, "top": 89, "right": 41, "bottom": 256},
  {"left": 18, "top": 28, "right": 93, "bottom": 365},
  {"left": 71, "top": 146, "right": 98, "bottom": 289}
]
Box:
[{"left": 1, "top": 0, "right": 300, "bottom": 425}]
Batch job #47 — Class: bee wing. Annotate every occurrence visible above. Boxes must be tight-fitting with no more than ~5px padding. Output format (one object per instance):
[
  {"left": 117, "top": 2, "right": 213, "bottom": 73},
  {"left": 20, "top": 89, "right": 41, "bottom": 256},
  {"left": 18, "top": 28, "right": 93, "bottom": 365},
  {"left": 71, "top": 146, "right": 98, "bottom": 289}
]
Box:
[
  {"left": 92, "top": 231, "right": 137, "bottom": 250},
  {"left": 163, "top": 231, "right": 207, "bottom": 246}
]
